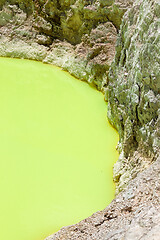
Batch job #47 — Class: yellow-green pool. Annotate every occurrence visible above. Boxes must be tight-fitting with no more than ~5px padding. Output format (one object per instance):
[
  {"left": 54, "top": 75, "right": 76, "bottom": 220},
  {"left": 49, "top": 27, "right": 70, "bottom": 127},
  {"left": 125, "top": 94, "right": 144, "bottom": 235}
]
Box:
[{"left": 0, "top": 57, "right": 119, "bottom": 240}]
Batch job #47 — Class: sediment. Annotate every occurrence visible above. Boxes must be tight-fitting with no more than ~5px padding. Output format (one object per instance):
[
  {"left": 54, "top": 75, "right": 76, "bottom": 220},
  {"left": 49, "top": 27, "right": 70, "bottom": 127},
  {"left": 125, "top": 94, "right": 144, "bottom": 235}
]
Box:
[{"left": 0, "top": 0, "right": 159, "bottom": 239}]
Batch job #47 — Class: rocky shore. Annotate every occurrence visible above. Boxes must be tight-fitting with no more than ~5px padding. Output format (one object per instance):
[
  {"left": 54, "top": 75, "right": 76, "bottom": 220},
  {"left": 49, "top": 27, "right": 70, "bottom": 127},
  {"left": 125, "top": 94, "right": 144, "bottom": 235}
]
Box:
[
  {"left": 0, "top": 0, "right": 159, "bottom": 239},
  {"left": 46, "top": 156, "right": 160, "bottom": 240}
]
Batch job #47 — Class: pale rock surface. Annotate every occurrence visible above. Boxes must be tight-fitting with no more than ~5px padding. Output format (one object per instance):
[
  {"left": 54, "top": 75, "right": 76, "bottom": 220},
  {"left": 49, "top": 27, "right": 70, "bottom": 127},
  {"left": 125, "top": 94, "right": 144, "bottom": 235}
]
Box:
[{"left": 107, "top": 0, "right": 160, "bottom": 192}]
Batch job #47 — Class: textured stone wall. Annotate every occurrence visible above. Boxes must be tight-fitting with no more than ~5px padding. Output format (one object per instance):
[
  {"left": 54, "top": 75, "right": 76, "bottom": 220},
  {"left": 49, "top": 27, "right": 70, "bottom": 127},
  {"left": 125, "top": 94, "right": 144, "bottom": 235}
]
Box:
[
  {"left": 107, "top": 0, "right": 160, "bottom": 192},
  {"left": 0, "top": 0, "right": 131, "bottom": 44},
  {"left": 0, "top": 0, "right": 133, "bottom": 90}
]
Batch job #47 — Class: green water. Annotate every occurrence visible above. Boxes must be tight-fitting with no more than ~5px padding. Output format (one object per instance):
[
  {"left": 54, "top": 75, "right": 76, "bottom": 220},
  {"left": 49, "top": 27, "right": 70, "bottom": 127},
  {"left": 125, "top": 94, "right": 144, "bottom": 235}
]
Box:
[{"left": 0, "top": 57, "right": 118, "bottom": 240}]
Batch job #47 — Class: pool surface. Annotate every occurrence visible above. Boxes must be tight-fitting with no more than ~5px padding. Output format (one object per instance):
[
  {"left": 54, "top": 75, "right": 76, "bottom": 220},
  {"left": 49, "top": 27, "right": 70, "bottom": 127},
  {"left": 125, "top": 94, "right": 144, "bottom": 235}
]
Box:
[{"left": 0, "top": 57, "right": 119, "bottom": 240}]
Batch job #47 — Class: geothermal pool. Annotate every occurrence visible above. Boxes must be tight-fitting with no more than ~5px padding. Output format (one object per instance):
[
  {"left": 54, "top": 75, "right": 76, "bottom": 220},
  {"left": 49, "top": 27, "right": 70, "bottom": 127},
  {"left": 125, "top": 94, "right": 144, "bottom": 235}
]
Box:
[{"left": 0, "top": 57, "right": 118, "bottom": 240}]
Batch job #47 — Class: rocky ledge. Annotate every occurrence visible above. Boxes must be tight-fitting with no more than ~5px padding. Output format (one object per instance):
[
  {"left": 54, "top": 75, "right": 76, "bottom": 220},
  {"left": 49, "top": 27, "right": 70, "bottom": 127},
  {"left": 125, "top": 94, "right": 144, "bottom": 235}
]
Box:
[{"left": 0, "top": 0, "right": 159, "bottom": 239}]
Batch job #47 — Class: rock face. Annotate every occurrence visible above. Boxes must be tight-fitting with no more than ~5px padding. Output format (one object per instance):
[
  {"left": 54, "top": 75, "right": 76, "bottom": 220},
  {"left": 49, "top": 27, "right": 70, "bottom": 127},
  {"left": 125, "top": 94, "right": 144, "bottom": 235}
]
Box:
[
  {"left": 0, "top": 0, "right": 133, "bottom": 89},
  {"left": 0, "top": 0, "right": 160, "bottom": 239},
  {"left": 0, "top": 0, "right": 132, "bottom": 44},
  {"left": 107, "top": 0, "right": 160, "bottom": 192}
]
